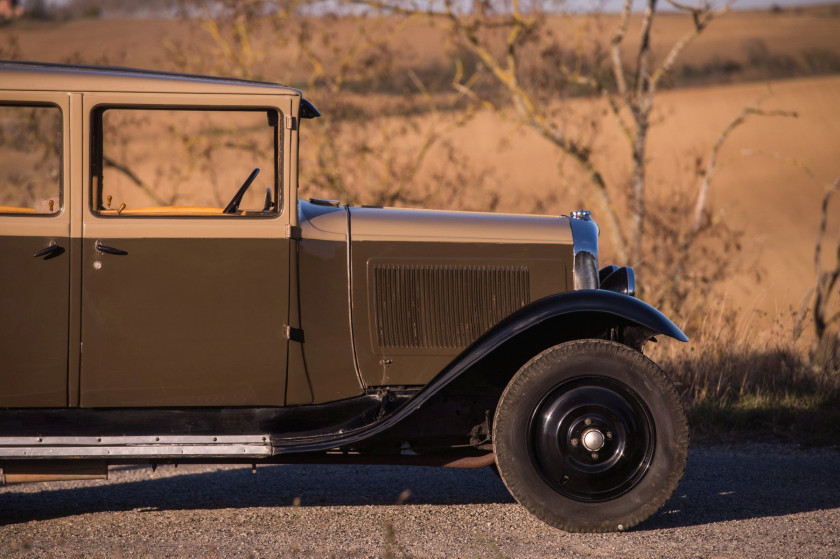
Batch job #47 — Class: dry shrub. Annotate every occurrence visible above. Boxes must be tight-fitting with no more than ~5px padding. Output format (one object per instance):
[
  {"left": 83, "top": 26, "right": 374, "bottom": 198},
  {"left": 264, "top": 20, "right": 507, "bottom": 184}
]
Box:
[
  {"left": 300, "top": 115, "right": 499, "bottom": 211},
  {"left": 649, "top": 299, "right": 840, "bottom": 443},
  {"left": 166, "top": 0, "right": 496, "bottom": 212},
  {"left": 0, "top": 32, "right": 21, "bottom": 59},
  {"left": 807, "top": 177, "right": 840, "bottom": 371},
  {"left": 642, "top": 186, "right": 748, "bottom": 318},
  {"left": 644, "top": 178, "right": 840, "bottom": 443}
]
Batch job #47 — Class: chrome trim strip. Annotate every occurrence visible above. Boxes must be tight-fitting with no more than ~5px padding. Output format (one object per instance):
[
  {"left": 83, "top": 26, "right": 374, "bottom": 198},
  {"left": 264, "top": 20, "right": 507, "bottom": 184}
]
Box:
[
  {"left": 568, "top": 210, "right": 599, "bottom": 256},
  {"left": 625, "top": 266, "right": 636, "bottom": 296},
  {"left": 568, "top": 210, "right": 599, "bottom": 290},
  {"left": 0, "top": 445, "right": 272, "bottom": 458},
  {"left": 0, "top": 435, "right": 272, "bottom": 459},
  {"left": 0, "top": 435, "right": 269, "bottom": 445},
  {"left": 346, "top": 206, "right": 367, "bottom": 389}
]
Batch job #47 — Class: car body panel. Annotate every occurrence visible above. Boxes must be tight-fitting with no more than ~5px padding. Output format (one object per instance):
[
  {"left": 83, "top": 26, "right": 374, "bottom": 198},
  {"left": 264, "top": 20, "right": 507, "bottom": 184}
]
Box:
[
  {"left": 348, "top": 205, "right": 573, "bottom": 244},
  {"left": 0, "top": 63, "right": 689, "bottom": 475},
  {"left": 0, "top": 89, "right": 71, "bottom": 407},
  {"left": 0, "top": 235, "right": 71, "bottom": 406},
  {"left": 286, "top": 201, "right": 364, "bottom": 404},
  {"left": 1, "top": 62, "right": 301, "bottom": 97},
  {"left": 74, "top": 90, "right": 296, "bottom": 407},
  {"left": 79, "top": 237, "right": 292, "bottom": 407},
  {"left": 347, "top": 206, "right": 574, "bottom": 386},
  {"left": 351, "top": 241, "right": 573, "bottom": 385}
]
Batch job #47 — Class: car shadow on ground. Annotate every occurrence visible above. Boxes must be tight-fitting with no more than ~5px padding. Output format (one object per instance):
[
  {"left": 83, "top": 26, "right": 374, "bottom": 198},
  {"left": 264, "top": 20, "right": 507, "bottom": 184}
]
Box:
[
  {"left": 640, "top": 445, "right": 840, "bottom": 530},
  {"left": 2, "top": 445, "right": 839, "bottom": 529},
  {"left": 0, "top": 463, "right": 514, "bottom": 525}
]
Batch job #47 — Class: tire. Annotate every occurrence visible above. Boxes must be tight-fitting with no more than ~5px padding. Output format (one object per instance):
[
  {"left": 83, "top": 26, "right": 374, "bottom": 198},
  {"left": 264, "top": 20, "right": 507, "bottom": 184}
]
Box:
[{"left": 492, "top": 339, "right": 688, "bottom": 533}]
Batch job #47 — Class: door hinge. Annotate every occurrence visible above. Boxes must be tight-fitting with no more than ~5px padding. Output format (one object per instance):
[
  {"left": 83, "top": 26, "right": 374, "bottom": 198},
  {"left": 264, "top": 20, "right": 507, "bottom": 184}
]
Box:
[
  {"left": 285, "top": 224, "right": 302, "bottom": 240},
  {"left": 285, "top": 325, "right": 305, "bottom": 343},
  {"left": 285, "top": 115, "right": 297, "bottom": 130}
]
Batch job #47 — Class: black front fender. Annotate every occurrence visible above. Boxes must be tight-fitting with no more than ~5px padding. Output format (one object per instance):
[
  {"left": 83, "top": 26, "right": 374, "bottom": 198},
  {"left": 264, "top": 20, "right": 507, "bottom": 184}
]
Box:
[
  {"left": 512, "top": 289, "right": 688, "bottom": 343},
  {"left": 284, "top": 290, "right": 686, "bottom": 452},
  {"left": 406, "top": 289, "right": 686, "bottom": 406}
]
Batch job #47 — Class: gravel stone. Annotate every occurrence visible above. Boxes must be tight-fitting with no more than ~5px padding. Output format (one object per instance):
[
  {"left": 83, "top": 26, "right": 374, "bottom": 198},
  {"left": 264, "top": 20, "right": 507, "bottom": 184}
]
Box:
[{"left": 1, "top": 443, "right": 838, "bottom": 558}]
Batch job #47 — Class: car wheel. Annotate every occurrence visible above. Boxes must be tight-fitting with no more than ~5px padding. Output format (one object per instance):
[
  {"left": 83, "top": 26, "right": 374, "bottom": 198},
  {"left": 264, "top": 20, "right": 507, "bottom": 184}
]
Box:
[{"left": 493, "top": 339, "right": 688, "bottom": 533}]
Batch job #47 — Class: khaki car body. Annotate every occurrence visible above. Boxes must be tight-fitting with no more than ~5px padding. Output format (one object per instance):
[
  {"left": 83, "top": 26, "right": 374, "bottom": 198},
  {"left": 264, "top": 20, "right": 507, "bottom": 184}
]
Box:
[{"left": 0, "top": 62, "right": 689, "bottom": 532}]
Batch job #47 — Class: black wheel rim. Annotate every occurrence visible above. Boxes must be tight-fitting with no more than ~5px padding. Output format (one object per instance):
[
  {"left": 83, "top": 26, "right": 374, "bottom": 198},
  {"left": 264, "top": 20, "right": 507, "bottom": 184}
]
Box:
[{"left": 527, "top": 375, "right": 655, "bottom": 502}]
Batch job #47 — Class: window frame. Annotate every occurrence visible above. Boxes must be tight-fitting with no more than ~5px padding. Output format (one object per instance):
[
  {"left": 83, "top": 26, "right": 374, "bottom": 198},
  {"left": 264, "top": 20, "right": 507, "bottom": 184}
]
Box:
[
  {"left": 89, "top": 103, "right": 284, "bottom": 220},
  {"left": 0, "top": 101, "right": 65, "bottom": 218}
]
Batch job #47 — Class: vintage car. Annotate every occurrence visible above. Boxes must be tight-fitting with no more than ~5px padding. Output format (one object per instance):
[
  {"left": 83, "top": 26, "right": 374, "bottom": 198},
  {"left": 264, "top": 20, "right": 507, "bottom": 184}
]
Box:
[{"left": 0, "top": 61, "right": 689, "bottom": 533}]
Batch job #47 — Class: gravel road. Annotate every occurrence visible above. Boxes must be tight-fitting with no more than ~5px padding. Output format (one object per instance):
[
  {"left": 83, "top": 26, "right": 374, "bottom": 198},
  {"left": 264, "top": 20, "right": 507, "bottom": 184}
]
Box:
[{"left": 1, "top": 444, "right": 838, "bottom": 558}]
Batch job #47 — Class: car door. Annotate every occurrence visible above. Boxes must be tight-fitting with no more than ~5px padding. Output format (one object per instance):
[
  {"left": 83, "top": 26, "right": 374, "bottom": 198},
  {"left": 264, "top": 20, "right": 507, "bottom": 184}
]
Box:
[
  {"left": 0, "top": 93, "right": 71, "bottom": 407},
  {"left": 79, "top": 93, "right": 293, "bottom": 407}
]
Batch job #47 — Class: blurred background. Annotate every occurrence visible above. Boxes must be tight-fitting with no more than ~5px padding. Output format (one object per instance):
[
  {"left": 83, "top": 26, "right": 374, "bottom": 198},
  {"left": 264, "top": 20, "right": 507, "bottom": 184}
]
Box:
[{"left": 2, "top": 0, "right": 839, "bottom": 442}]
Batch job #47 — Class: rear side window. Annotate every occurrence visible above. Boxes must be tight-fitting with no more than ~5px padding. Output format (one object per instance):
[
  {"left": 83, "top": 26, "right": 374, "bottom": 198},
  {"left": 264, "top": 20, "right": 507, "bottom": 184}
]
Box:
[
  {"left": 0, "top": 104, "right": 62, "bottom": 215},
  {"left": 91, "top": 107, "right": 281, "bottom": 217}
]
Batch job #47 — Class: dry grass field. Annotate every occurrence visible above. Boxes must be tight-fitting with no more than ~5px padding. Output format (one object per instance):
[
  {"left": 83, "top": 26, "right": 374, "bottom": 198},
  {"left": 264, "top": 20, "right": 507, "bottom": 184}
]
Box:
[
  {"left": 441, "top": 76, "right": 840, "bottom": 317},
  {"left": 5, "top": 5, "right": 840, "bottom": 84},
  {"left": 2, "top": 4, "right": 839, "bottom": 440},
  {"left": 3, "top": 7, "right": 838, "bottom": 313}
]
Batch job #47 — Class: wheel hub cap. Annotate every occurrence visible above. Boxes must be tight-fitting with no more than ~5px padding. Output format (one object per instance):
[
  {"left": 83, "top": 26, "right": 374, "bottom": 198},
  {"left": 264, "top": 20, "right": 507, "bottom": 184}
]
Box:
[
  {"left": 528, "top": 376, "right": 655, "bottom": 502},
  {"left": 581, "top": 428, "right": 605, "bottom": 451}
]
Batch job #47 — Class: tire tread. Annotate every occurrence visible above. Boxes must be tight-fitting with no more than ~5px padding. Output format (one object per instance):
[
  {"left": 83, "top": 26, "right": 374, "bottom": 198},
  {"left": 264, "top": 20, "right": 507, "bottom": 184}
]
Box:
[{"left": 493, "top": 339, "right": 689, "bottom": 533}]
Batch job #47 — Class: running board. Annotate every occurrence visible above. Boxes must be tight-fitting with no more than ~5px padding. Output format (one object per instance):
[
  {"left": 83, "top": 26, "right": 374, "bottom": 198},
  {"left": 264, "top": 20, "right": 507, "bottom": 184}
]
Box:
[{"left": 0, "top": 435, "right": 272, "bottom": 459}]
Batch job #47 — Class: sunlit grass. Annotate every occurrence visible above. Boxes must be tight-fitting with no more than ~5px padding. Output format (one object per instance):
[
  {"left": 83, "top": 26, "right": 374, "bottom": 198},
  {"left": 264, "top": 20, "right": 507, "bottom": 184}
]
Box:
[{"left": 651, "top": 298, "right": 840, "bottom": 445}]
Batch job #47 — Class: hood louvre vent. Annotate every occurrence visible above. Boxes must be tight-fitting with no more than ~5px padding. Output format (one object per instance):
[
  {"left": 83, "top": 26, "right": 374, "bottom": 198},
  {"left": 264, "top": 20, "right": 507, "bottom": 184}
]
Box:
[{"left": 373, "top": 264, "right": 530, "bottom": 350}]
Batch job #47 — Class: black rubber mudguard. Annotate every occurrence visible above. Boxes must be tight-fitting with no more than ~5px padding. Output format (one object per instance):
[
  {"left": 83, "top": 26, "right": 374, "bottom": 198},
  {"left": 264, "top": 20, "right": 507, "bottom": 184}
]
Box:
[{"left": 270, "top": 290, "right": 687, "bottom": 452}]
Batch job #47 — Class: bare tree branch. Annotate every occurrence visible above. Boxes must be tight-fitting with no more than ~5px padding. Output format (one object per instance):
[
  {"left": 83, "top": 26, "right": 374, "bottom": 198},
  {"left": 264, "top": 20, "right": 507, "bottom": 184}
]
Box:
[
  {"left": 602, "top": 91, "right": 635, "bottom": 145},
  {"left": 727, "top": 148, "right": 818, "bottom": 182},
  {"left": 812, "top": 175, "right": 840, "bottom": 363},
  {"left": 650, "top": 2, "right": 731, "bottom": 95},
  {"left": 692, "top": 100, "right": 798, "bottom": 232},
  {"left": 666, "top": 94, "right": 797, "bottom": 306},
  {"left": 610, "top": 0, "right": 632, "bottom": 102},
  {"left": 328, "top": 0, "right": 758, "bottom": 302},
  {"left": 102, "top": 155, "right": 168, "bottom": 206}
]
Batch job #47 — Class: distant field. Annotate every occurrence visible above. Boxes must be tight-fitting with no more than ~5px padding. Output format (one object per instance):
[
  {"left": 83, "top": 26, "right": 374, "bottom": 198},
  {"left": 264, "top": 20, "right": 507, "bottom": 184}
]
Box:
[
  {"left": 3, "top": 5, "right": 840, "bottom": 88},
  {"left": 2, "top": 8, "right": 839, "bottom": 321},
  {"left": 437, "top": 76, "right": 840, "bottom": 320}
]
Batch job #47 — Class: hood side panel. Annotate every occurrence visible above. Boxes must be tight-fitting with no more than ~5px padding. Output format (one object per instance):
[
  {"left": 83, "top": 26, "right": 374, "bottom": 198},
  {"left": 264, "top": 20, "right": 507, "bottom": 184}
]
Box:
[
  {"left": 351, "top": 231, "right": 572, "bottom": 386},
  {"left": 349, "top": 206, "right": 572, "bottom": 244}
]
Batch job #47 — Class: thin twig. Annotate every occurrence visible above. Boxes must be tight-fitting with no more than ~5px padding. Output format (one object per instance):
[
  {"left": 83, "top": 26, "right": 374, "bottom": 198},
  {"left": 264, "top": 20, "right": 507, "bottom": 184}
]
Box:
[
  {"left": 692, "top": 100, "right": 798, "bottom": 232},
  {"left": 813, "top": 175, "right": 840, "bottom": 339},
  {"left": 650, "top": 2, "right": 731, "bottom": 95},
  {"left": 102, "top": 155, "right": 167, "bottom": 206},
  {"left": 610, "top": 0, "right": 631, "bottom": 103}
]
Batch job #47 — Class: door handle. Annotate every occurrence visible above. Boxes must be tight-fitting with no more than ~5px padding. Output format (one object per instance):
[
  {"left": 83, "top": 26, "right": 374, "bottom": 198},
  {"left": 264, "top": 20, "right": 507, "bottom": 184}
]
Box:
[
  {"left": 33, "top": 240, "right": 64, "bottom": 259},
  {"left": 95, "top": 240, "right": 128, "bottom": 255}
]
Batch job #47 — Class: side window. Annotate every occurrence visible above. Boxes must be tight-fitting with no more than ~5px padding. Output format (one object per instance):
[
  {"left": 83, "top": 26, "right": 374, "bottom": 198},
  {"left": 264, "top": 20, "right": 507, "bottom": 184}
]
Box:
[
  {"left": 91, "top": 107, "right": 281, "bottom": 217},
  {"left": 0, "top": 104, "right": 62, "bottom": 215}
]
